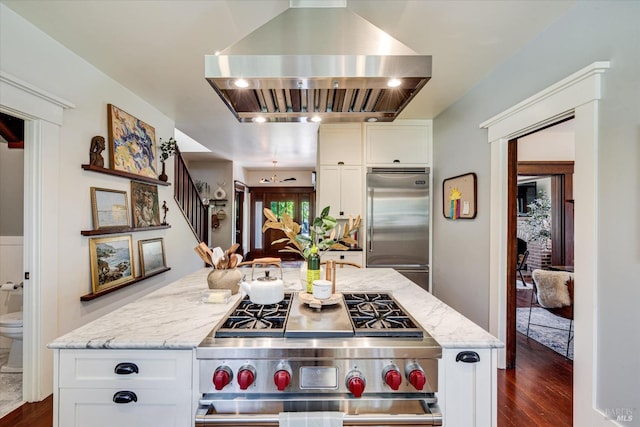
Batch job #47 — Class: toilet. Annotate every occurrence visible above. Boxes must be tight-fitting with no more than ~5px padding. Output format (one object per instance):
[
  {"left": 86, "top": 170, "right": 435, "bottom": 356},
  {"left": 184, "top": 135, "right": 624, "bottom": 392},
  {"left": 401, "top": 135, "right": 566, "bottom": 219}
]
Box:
[
  {"left": 0, "top": 283, "right": 23, "bottom": 373},
  {"left": 0, "top": 311, "right": 22, "bottom": 373}
]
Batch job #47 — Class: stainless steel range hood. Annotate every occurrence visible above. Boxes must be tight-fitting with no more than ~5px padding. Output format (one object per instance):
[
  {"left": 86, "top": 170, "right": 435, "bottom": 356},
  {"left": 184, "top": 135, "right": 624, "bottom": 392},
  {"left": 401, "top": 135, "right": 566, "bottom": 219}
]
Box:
[{"left": 205, "top": 7, "right": 431, "bottom": 123}]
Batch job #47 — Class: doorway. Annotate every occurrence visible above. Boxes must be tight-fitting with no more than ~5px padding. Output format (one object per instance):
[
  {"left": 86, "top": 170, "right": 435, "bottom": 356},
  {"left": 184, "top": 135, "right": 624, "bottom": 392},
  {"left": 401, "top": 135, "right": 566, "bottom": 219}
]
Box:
[
  {"left": 482, "top": 62, "right": 608, "bottom": 425},
  {"left": 506, "top": 120, "right": 575, "bottom": 368},
  {"left": 248, "top": 187, "right": 314, "bottom": 260},
  {"left": 0, "top": 112, "right": 25, "bottom": 416}
]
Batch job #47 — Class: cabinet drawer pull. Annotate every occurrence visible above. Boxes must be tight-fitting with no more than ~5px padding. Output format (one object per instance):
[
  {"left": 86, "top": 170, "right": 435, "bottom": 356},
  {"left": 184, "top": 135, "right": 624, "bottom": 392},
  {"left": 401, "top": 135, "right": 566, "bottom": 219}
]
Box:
[
  {"left": 113, "top": 390, "right": 138, "bottom": 404},
  {"left": 456, "top": 351, "right": 480, "bottom": 363},
  {"left": 338, "top": 161, "right": 345, "bottom": 165},
  {"left": 393, "top": 159, "right": 400, "bottom": 163},
  {"left": 114, "top": 362, "right": 139, "bottom": 375}
]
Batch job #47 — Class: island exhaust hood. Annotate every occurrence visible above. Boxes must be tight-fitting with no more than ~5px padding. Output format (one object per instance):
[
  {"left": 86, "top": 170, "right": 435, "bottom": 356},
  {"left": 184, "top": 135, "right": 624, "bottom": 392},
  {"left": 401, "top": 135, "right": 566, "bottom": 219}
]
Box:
[{"left": 205, "top": 7, "right": 431, "bottom": 123}]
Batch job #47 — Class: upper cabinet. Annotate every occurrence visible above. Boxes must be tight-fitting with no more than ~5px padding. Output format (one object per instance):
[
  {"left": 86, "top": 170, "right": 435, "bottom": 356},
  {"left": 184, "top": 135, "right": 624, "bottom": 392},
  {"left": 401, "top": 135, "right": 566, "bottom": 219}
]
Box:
[
  {"left": 364, "top": 120, "right": 432, "bottom": 166},
  {"left": 318, "top": 124, "right": 362, "bottom": 165}
]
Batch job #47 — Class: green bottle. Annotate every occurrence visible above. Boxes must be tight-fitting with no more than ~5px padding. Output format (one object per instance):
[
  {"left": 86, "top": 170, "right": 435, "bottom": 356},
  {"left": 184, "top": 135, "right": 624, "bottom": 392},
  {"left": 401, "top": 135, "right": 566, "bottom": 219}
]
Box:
[{"left": 306, "top": 245, "right": 320, "bottom": 293}]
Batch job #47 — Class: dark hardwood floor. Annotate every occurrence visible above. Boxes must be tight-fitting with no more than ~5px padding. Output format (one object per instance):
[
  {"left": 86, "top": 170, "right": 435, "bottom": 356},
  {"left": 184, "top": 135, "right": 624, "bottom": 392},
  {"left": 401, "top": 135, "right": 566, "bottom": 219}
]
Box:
[
  {"left": 0, "top": 395, "right": 52, "bottom": 427},
  {"left": 0, "top": 284, "right": 572, "bottom": 427}
]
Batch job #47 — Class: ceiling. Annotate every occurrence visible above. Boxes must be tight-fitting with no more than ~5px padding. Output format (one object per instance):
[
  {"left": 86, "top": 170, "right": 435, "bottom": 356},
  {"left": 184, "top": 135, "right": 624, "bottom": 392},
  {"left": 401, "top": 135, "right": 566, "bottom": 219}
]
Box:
[{"left": 2, "top": 0, "right": 574, "bottom": 170}]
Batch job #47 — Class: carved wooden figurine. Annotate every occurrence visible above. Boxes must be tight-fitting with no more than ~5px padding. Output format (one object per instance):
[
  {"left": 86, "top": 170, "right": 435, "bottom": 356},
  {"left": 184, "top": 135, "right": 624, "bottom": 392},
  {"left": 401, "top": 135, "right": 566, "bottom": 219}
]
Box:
[{"left": 89, "top": 136, "right": 106, "bottom": 167}]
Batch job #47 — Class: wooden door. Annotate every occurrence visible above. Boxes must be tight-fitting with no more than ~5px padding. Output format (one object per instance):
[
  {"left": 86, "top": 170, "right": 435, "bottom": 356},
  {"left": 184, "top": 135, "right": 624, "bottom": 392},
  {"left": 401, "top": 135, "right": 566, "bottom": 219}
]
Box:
[{"left": 249, "top": 187, "right": 314, "bottom": 260}]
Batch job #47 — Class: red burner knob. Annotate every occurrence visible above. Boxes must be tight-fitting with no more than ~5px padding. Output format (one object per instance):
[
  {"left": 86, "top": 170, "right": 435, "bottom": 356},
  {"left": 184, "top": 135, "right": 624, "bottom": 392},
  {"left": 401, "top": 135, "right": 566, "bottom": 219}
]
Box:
[
  {"left": 212, "top": 366, "right": 232, "bottom": 390},
  {"left": 346, "top": 373, "right": 366, "bottom": 398},
  {"left": 408, "top": 369, "right": 426, "bottom": 391},
  {"left": 237, "top": 366, "right": 256, "bottom": 390},
  {"left": 273, "top": 370, "right": 291, "bottom": 391},
  {"left": 384, "top": 369, "right": 402, "bottom": 390}
]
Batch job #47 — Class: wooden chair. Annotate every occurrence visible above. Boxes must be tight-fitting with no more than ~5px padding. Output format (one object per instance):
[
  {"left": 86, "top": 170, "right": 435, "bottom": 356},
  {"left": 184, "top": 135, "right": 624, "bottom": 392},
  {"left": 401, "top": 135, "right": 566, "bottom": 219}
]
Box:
[
  {"left": 527, "top": 269, "right": 574, "bottom": 358},
  {"left": 516, "top": 250, "right": 529, "bottom": 286}
]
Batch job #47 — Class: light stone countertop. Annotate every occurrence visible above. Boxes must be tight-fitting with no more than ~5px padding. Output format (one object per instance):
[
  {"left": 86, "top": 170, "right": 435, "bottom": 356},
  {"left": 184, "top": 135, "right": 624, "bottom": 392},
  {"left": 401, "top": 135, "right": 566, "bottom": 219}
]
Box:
[{"left": 49, "top": 267, "right": 502, "bottom": 350}]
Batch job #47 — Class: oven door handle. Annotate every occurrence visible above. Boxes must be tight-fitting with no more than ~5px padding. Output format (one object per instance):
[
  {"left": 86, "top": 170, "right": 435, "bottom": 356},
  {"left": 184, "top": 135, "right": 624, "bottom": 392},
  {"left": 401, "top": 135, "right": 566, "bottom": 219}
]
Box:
[{"left": 195, "top": 407, "right": 442, "bottom": 426}]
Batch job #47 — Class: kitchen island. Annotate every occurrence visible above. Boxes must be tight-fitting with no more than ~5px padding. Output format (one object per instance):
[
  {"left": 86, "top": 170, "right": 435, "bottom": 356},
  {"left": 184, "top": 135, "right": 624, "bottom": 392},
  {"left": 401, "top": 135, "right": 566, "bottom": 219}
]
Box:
[{"left": 50, "top": 267, "right": 502, "bottom": 427}]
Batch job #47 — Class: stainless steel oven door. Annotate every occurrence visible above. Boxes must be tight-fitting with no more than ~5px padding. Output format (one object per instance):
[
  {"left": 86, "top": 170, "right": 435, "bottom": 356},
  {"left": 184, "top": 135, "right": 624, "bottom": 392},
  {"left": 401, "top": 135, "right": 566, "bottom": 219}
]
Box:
[{"left": 195, "top": 395, "right": 442, "bottom": 426}]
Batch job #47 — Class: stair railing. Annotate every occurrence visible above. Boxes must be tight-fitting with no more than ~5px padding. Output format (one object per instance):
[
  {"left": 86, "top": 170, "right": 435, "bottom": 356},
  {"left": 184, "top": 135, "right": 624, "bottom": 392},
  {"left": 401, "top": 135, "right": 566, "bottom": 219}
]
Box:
[{"left": 173, "top": 147, "right": 208, "bottom": 244}]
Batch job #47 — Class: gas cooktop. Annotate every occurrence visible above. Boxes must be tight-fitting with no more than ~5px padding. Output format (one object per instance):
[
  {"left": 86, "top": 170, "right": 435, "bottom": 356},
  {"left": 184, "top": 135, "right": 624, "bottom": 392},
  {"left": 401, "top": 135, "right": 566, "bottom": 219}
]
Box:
[{"left": 214, "top": 291, "right": 424, "bottom": 339}]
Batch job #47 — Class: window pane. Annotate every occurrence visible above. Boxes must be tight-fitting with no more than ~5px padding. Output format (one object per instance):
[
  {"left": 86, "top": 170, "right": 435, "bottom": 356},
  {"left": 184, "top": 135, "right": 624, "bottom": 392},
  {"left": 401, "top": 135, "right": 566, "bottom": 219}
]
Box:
[{"left": 255, "top": 201, "right": 263, "bottom": 248}]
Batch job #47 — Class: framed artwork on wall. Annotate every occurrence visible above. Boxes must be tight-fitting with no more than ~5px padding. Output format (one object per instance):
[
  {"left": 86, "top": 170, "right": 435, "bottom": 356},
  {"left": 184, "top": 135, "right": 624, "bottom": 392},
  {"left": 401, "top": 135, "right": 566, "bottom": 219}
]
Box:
[
  {"left": 89, "top": 235, "right": 135, "bottom": 293},
  {"left": 138, "top": 238, "right": 167, "bottom": 276},
  {"left": 131, "top": 181, "right": 160, "bottom": 228},
  {"left": 90, "top": 187, "right": 130, "bottom": 229},
  {"left": 443, "top": 172, "right": 477, "bottom": 220},
  {"left": 107, "top": 104, "right": 158, "bottom": 179}
]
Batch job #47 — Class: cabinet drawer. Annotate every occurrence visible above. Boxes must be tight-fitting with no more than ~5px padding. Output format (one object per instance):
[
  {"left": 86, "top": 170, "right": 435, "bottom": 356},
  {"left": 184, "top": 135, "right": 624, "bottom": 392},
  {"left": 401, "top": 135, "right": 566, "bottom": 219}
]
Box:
[
  {"left": 58, "top": 349, "right": 192, "bottom": 389},
  {"left": 59, "top": 387, "right": 192, "bottom": 427},
  {"left": 322, "top": 251, "right": 363, "bottom": 267}
]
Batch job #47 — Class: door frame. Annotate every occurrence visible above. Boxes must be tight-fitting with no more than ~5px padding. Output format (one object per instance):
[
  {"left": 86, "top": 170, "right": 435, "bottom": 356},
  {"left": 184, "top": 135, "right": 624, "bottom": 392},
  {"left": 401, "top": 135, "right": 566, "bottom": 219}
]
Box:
[
  {"left": 480, "top": 61, "right": 609, "bottom": 425},
  {"left": 248, "top": 186, "right": 315, "bottom": 260},
  {"left": 1, "top": 71, "right": 75, "bottom": 400}
]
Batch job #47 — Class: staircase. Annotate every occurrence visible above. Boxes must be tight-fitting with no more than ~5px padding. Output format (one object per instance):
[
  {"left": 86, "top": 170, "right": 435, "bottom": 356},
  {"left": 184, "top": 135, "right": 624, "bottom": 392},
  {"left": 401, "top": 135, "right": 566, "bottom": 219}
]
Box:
[{"left": 173, "top": 147, "right": 208, "bottom": 244}]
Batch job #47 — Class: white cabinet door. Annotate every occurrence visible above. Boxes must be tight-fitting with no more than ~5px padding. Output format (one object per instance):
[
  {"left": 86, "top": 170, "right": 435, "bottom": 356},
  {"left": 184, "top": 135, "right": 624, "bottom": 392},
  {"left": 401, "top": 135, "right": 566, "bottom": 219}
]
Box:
[
  {"left": 365, "top": 122, "right": 431, "bottom": 165},
  {"left": 318, "top": 124, "right": 362, "bottom": 165},
  {"left": 317, "top": 165, "right": 362, "bottom": 219},
  {"left": 339, "top": 166, "right": 362, "bottom": 218},
  {"left": 317, "top": 165, "right": 341, "bottom": 216},
  {"left": 55, "top": 349, "right": 194, "bottom": 427},
  {"left": 439, "top": 347, "right": 497, "bottom": 427},
  {"left": 59, "top": 388, "right": 192, "bottom": 427}
]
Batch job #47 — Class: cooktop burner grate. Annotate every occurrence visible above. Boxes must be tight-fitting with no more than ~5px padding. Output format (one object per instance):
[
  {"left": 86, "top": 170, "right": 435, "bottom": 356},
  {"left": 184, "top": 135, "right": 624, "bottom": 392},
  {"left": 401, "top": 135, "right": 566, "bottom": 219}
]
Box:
[
  {"left": 343, "top": 293, "right": 423, "bottom": 338},
  {"left": 215, "top": 293, "right": 292, "bottom": 337}
]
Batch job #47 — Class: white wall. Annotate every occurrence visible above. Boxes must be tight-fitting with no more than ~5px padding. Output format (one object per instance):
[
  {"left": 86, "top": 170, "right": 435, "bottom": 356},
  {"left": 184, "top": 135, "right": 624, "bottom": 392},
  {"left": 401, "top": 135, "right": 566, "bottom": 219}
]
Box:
[
  {"left": 187, "top": 160, "right": 234, "bottom": 250},
  {"left": 518, "top": 119, "right": 575, "bottom": 161},
  {"left": 433, "top": 1, "right": 639, "bottom": 422},
  {"left": 244, "top": 169, "right": 314, "bottom": 186},
  {"left": 0, "top": 5, "right": 202, "bottom": 338},
  {"left": 0, "top": 141, "right": 24, "bottom": 235}
]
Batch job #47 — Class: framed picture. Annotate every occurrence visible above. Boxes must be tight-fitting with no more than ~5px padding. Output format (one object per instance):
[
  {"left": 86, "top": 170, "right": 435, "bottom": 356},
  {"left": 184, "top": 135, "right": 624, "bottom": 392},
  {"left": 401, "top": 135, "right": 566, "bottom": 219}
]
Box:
[
  {"left": 139, "top": 238, "right": 167, "bottom": 276},
  {"left": 443, "top": 172, "right": 477, "bottom": 220},
  {"left": 89, "top": 235, "right": 135, "bottom": 293},
  {"left": 107, "top": 104, "right": 158, "bottom": 179},
  {"left": 90, "top": 187, "right": 130, "bottom": 229},
  {"left": 131, "top": 181, "right": 160, "bottom": 227}
]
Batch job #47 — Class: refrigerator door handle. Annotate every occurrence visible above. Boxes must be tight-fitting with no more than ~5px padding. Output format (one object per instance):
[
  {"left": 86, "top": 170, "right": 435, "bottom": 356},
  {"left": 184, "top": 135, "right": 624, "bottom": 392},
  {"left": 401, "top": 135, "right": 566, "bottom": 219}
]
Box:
[{"left": 368, "top": 187, "right": 374, "bottom": 252}]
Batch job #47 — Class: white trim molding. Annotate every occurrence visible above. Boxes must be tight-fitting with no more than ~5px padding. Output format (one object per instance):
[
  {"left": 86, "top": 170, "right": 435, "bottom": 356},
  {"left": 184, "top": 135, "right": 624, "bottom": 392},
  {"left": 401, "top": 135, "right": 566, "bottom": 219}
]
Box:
[
  {"left": 0, "top": 71, "right": 73, "bottom": 402},
  {"left": 480, "top": 61, "right": 610, "bottom": 426}
]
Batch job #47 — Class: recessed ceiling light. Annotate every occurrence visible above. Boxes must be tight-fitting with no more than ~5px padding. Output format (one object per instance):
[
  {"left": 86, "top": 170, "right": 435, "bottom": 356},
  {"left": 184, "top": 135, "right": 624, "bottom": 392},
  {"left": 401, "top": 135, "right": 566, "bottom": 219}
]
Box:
[
  {"left": 234, "top": 79, "right": 249, "bottom": 88},
  {"left": 387, "top": 78, "right": 401, "bottom": 88},
  {"left": 367, "top": 117, "right": 378, "bottom": 122},
  {"left": 252, "top": 116, "right": 266, "bottom": 123},
  {"left": 311, "top": 116, "right": 322, "bottom": 123}
]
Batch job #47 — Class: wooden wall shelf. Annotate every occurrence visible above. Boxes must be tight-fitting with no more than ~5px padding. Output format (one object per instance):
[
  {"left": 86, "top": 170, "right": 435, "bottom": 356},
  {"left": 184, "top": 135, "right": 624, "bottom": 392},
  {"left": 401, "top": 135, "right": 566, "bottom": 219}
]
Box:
[
  {"left": 80, "top": 267, "right": 171, "bottom": 301},
  {"left": 81, "top": 164, "right": 171, "bottom": 186},
  {"left": 81, "top": 225, "right": 171, "bottom": 236}
]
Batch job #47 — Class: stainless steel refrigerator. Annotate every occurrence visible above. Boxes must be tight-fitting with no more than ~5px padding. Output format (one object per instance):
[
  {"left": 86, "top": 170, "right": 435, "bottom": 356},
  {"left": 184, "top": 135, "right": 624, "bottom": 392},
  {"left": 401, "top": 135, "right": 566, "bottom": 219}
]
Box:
[{"left": 366, "top": 167, "right": 430, "bottom": 289}]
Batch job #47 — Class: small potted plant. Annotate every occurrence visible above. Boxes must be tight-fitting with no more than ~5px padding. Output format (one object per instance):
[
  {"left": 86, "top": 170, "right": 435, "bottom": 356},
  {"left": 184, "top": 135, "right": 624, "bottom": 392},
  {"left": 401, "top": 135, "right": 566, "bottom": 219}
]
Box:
[
  {"left": 158, "top": 137, "right": 177, "bottom": 182},
  {"left": 262, "top": 206, "right": 360, "bottom": 286}
]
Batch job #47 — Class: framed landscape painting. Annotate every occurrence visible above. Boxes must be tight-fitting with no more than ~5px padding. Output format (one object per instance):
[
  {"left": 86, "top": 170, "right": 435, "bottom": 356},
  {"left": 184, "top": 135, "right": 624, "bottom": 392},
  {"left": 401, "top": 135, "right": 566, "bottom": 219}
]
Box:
[
  {"left": 107, "top": 104, "right": 158, "bottom": 179},
  {"left": 90, "top": 187, "right": 130, "bottom": 229},
  {"left": 131, "top": 181, "right": 160, "bottom": 227},
  {"left": 89, "top": 235, "right": 135, "bottom": 293},
  {"left": 139, "top": 238, "right": 166, "bottom": 276}
]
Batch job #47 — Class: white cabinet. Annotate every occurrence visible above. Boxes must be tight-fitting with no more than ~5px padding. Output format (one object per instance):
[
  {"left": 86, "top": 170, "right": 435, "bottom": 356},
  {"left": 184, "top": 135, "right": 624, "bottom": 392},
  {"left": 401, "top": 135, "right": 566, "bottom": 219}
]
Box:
[
  {"left": 322, "top": 250, "right": 363, "bottom": 267},
  {"left": 54, "top": 349, "right": 194, "bottom": 427},
  {"left": 438, "top": 347, "right": 497, "bottom": 427},
  {"left": 365, "top": 121, "right": 431, "bottom": 165},
  {"left": 318, "top": 123, "right": 362, "bottom": 165},
  {"left": 317, "top": 165, "right": 362, "bottom": 219}
]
